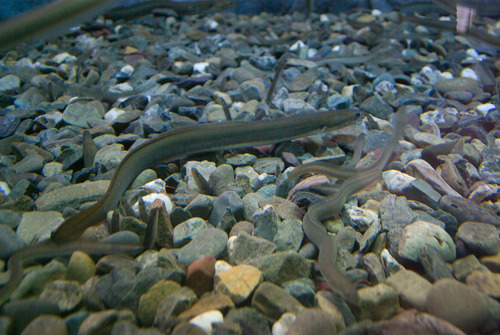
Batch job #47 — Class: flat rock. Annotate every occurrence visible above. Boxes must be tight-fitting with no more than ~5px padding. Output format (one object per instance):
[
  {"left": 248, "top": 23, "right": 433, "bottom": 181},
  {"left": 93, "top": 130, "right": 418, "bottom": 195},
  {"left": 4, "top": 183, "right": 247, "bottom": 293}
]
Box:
[
  {"left": 258, "top": 251, "right": 313, "bottom": 286},
  {"left": 456, "top": 221, "right": 500, "bottom": 256},
  {"left": 352, "top": 284, "right": 399, "bottom": 321},
  {"left": 171, "top": 228, "right": 228, "bottom": 267},
  {"left": 35, "top": 180, "right": 110, "bottom": 212},
  {"left": 16, "top": 211, "right": 64, "bottom": 244},
  {"left": 215, "top": 264, "right": 263, "bottom": 305},
  {"left": 251, "top": 281, "right": 304, "bottom": 320},
  {"left": 386, "top": 270, "right": 432, "bottom": 311},
  {"left": 465, "top": 270, "right": 500, "bottom": 299}
]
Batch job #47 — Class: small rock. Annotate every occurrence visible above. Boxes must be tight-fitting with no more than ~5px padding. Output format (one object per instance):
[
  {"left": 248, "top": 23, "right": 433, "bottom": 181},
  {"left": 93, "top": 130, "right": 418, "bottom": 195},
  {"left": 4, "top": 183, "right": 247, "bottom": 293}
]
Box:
[
  {"left": 39, "top": 280, "right": 82, "bottom": 312},
  {"left": 465, "top": 270, "right": 500, "bottom": 299},
  {"left": 456, "top": 221, "right": 500, "bottom": 255},
  {"left": 215, "top": 264, "right": 263, "bottom": 304},
  {"left": 352, "top": 284, "right": 399, "bottom": 321},
  {"left": 21, "top": 315, "right": 67, "bottom": 335},
  {"left": 171, "top": 228, "right": 228, "bottom": 266},
  {"left": 186, "top": 255, "right": 216, "bottom": 297},
  {"left": 398, "top": 220, "right": 456, "bottom": 262},
  {"left": 138, "top": 280, "right": 182, "bottom": 326},
  {"left": 386, "top": 270, "right": 432, "bottom": 311},
  {"left": 452, "top": 255, "right": 489, "bottom": 281},
  {"left": 188, "top": 310, "right": 223, "bottom": 333},
  {"left": 251, "top": 281, "right": 304, "bottom": 320}
]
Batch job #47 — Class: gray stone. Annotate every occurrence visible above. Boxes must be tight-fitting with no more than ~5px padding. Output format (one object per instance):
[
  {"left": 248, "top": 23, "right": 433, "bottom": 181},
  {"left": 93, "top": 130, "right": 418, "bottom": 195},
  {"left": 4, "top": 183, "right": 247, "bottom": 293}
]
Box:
[
  {"left": 12, "top": 260, "right": 66, "bottom": 300},
  {"left": 282, "top": 279, "right": 316, "bottom": 307},
  {"left": 35, "top": 180, "right": 110, "bottom": 212},
  {"left": 231, "top": 232, "right": 276, "bottom": 267},
  {"left": 153, "top": 287, "right": 198, "bottom": 333},
  {"left": 273, "top": 219, "right": 303, "bottom": 252},
  {"left": 426, "top": 278, "right": 500, "bottom": 333},
  {"left": 171, "top": 228, "right": 228, "bottom": 266},
  {"left": 0, "top": 224, "right": 24, "bottom": 258},
  {"left": 453, "top": 255, "right": 489, "bottom": 281},
  {"left": 172, "top": 217, "right": 208, "bottom": 248},
  {"left": 209, "top": 191, "right": 243, "bottom": 227},
  {"left": 2, "top": 298, "right": 60, "bottom": 335},
  {"left": 456, "top": 221, "right": 500, "bottom": 256},
  {"left": 93, "top": 144, "right": 127, "bottom": 172},
  {"left": 185, "top": 194, "right": 214, "bottom": 220},
  {"left": 439, "top": 195, "right": 500, "bottom": 227},
  {"left": 259, "top": 251, "right": 313, "bottom": 285},
  {"left": 16, "top": 211, "right": 64, "bottom": 244},
  {"left": 251, "top": 282, "right": 304, "bottom": 320},
  {"left": 352, "top": 284, "right": 399, "bottom": 321},
  {"left": 380, "top": 195, "right": 415, "bottom": 258},
  {"left": 40, "top": 280, "right": 82, "bottom": 312},
  {"left": 253, "top": 205, "right": 280, "bottom": 241},
  {"left": 208, "top": 164, "right": 234, "bottom": 196},
  {"left": 398, "top": 220, "right": 456, "bottom": 262},
  {"left": 62, "top": 103, "right": 101, "bottom": 128}
]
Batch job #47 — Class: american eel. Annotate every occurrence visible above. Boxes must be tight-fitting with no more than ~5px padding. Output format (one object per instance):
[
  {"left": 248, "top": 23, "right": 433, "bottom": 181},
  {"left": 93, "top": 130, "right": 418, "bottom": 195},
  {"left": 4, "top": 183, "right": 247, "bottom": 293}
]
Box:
[
  {"left": 0, "top": 241, "right": 142, "bottom": 305},
  {"left": 296, "top": 110, "right": 406, "bottom": 304},
  {"left": 52, "top": 110, "right": 361, "bottom": 243},
  {"left": 303, "top": 169, "right": 382, "bottom": 304},
  {"left": 0, "top": 0, "right": 121, "bottom": 52}
]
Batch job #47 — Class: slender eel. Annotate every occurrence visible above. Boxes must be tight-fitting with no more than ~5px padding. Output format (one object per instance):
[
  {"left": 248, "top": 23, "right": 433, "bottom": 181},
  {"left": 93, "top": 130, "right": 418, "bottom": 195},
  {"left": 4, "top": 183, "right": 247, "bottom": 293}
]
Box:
[
  {"left": 0, "top": 0, "right": 121, "bottom": 52},
  {"left": 52, "top": 110, "right": 361, "bottom": 243},
  {"left": 0, "top": 241, "right": 142, "bottom": 305},
  {"left": 298, "top": 110, "right": 407, "bottom": 304},
  {"left": 303, "top": 169, "right": 382, "bottom": 304}
]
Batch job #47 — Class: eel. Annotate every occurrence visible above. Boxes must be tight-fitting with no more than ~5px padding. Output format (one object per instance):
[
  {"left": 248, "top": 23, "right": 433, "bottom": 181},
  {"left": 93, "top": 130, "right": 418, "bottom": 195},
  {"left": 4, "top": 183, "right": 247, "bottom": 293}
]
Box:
[
  {"left": 303, "top": 169, "right": 382, "bottom": 304},
  {"left": 0, "top": 240, "right": 142, "bottom": 305},
  {"left": 103, "top": 0, "right": 237, "bottom": 21},
  {"left": 0, "top": 0, "right": 121, "bottom": 52},
  {"left": 296, "top": 110, "right": 407, "bottom": 303},
  {"left": 52, "top": 109, "right": 361, "bottom": 243}
]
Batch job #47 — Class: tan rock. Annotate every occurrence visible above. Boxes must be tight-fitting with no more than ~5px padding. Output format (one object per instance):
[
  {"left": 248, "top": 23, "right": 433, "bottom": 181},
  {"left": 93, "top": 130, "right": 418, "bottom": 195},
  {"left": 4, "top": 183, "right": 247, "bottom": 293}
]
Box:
[{"left": 386, "top": 270, "right": 432, "bottom": 311}]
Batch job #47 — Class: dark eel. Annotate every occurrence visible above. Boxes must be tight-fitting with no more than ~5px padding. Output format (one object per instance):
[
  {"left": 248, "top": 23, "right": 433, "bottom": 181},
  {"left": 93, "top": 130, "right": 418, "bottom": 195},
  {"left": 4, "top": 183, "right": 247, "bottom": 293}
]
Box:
[{"left": 52, "top": 110, "right": 361, "bottom": 243}]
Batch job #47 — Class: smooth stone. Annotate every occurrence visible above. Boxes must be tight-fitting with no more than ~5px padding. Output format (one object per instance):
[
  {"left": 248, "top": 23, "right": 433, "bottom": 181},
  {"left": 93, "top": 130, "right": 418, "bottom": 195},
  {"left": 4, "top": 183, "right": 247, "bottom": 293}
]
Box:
[
  {"left": 186, "top": 255, "right": 216, "bottom": 298},
  {"left": 93, "top": 144, "right": 127, "bottom": 172},
  {"left": 177, "top": 293, "right": 234, "bottom": 322},
  {"left": 398, "top": 220, "right": 456, "bottom": 262},
  {"left": 11, "top": 152, "right": 45, "bottom": 174},
  {"left": 39, "top": 280, "right": 82, "bottom": 312},
  {"left": 78, "top": 310, "right": 134, "bottom": 335},
  {"left": 456, "top": 221, "right": 500, "bottom": 255},
  {"left": 172, "top": 217, "right": 208, "bottom": 248},
  {"left": 386, "top": 270, "right": 432, "bottom": 311},
  {"left": 111, "top": 320, "right": 162, "bottom": 335},
  {"left": 315, "top": 291, "right": 348, "bottom": 329},
  {"left": 0, "top": 74, "right": 20, "bottom": 92},
  {"left": 62, "top": 103, "right": 101, "bottom": 128},
  {"left": 465, "top": 270, "right": 500, "bottom": 299},
  {"left": 286, "top": 309, "right": 340, "bottom": 335},
  {"left": 215, "top": 264, "right": 263, "bottom": 305},
  {"left": 242, "top": 193, "right": 266, "bottom": 221},
  {"left": 227, "top": 154, "right": 258, "bottom": 167},
  {"left": 188, "top": 310, "right": 223, "bottom": 333},
  {"left": 20, "top": 315, "right": 67, "bottom": 335},
  {"left": 2, "top": 298, "right": 60, "bottom": 335},
  {"left": 35, "top": 180, "right": 110, "bottom": 211},
  {"left": 452, "top": 255, "right": 489, "bottom": 281},
  {"left": 426, "top": 278, "right": 500, "bottom": 333},
  {"left": 0, "top": 224, "right": 25, "bottom": 258},
  {"left": 352, "top": 284, "right": 399, "bottom": 321},
  {"left": 185, "top": 194, "right": 214, "bottom": 220},
  {"left": 272, "top": 312, "right": 296, "bottom": 335},
  {"left": 282, "top": 279, "right": 315, "bottom": 308},
  {"left": 66, "top": 251, "right": 96, "bottom": 284},
  {"left": 360, "top": 95, "right": 393, "bottom": 120},
  {"left": 481, "top": 254, "right": 500, "bottom": 272},
  {"left": 240, "top": 79, "right": 265, "bottom": 101},
  {"left": 436, "top": 157, "right": 468, "bottom": 196},
  {"left": 402, "top": 178, "right": 442, "bottom": 210},
  {"left": 251, "top": 281, "right": 304, "bottom": 320},
  {"left": 382, "top": 170, "right": 415, "bottom": 195},
  {"left": 16, "top": 211, "right": 64, "bottom": 244},
  {"left": 259, "top": 196, "right": 302, "bottom": 222},
  {"left": 171, "top": 228, "right": 228, "bottom": 267},
  {"left": 153, "top": 287, "right": 197, "bottom": 333},
  {"left": 253, "top": 157, "right": 284, "bottom": 175},
  {"left": 230, "top": 232, "right": 276, "bottom": 267},
  {"left": 439, "top": 195, "right": 500, "bottom": 226},
  {"left": 138, "top": 280, "right": 182, "bottom": 326},
  {"left": 405, "top": 159, "right": 462, "bottom": 197},
  {"left": 434, "top": 77, "right": 480, "bottom": 94},
  {"left": 12, "top": 260, "right": 66, "bottom": 300},
  {"left": 419, "top": 245, "right": 454, "bottom": 282},
  {"left": 259, "top": 251, "right": 313, "bottom": 286}
]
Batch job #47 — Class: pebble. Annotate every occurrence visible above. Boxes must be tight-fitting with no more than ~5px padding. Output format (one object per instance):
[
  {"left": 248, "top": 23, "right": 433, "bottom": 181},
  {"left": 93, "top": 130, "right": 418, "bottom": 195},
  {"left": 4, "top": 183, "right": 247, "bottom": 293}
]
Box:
[
  {"left": 215, "top": 264, "right": 263, "bottom": 304},
  {"left": 455, "top": 221, "right": 500, "bottom": 255},
  {"left": 251, "top": 282, "right": 304, "bottom": 320},
  {"left": 352, "top": 284, "right": 399, "bottom": 321},
  {"left": 386, "top": 270, "right": 432, "bottom": 311},
  {"left": 398, "top": 220, "right": 456, "bottom": 262}
]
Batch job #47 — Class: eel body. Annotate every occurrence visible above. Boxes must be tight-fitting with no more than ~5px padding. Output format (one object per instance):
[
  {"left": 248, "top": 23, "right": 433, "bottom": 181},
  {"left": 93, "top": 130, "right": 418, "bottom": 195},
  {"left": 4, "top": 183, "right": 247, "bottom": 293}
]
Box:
[
  {"left": 52, "top": 110, "right": 361, "bottom": 242},
  {"left": 0, "top": 0, "right": 121, "bottom": 52},
  {"left": 303, "top": 169, "right": 382, "bottom": 304}
]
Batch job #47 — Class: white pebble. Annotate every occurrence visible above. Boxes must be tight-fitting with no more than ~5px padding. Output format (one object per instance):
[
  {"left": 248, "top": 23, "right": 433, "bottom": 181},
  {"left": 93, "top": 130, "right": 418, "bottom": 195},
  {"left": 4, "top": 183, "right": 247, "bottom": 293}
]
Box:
[
  {"left": 0, "top": 182, "right": 10, "bottom": 196},
  {"left": 142, "top": 179, "right": 166, "bottom": 194},
  {"left": 460, "top": 68, "right": 479, "bottom": 81},
  {"left": 104, "top": 108, "right": 126, "bottom": 122},
  {"left": 53, "top": 52, "right": 77, "bottom": 64},
  {"left": 120, "top": 64, "right": 135, "bottom": 75},
  {"left": 189, "top": 310, "right": 223, "bottom": 333},
  {"left": 290, "top": 40, "right": 306, "bottom": 51},
  {"left": 215, "top": 260, "right": 232, "bottom": 275},
  {"left": 382, "top": 170, "right": 415, "bottom": 195},
  {"left": 272, "top": 313, "right": 296, "bottom": 335},
  {"left": 319, "top": 14, "right": 330, "bottom": 23},
  {"left": 193, "top": 62, "right": 209, "bottom": 74},
  {"left": 227, "top": 235, "right": 237, "bottom": 256},
  {"left": 476, "top": 103, "right": 496, "bottom": 116},
  {"left": 109, "top": 82, "right": 134, "bottom": 93},
  {"left": 132, "top": 193, "right": 174, "bottom": 216}
]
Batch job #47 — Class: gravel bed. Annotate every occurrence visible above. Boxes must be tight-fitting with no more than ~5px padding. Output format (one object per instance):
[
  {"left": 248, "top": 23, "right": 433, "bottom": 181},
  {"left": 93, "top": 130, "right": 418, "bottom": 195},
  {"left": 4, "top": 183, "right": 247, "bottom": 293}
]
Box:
[{"left": 0, "top": 6, "right": 499, "bottom": 335}]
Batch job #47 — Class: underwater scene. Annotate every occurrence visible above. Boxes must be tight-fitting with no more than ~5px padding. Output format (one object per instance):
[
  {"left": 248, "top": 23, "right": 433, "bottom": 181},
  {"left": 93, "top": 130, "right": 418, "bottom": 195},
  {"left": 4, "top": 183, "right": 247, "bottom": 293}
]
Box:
[{"left": 0, "top": 0, "right": 499, "bottom": 334}]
